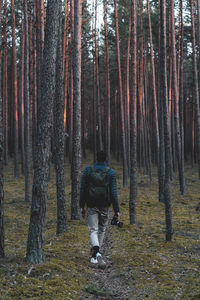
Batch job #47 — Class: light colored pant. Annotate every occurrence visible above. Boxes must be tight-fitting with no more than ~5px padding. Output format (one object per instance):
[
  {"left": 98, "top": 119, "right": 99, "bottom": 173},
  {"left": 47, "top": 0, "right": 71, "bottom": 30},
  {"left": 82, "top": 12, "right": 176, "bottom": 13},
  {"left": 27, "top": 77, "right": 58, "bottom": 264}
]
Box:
[{"left": 87, "top": 207, "right": 109, "bottom": 248}]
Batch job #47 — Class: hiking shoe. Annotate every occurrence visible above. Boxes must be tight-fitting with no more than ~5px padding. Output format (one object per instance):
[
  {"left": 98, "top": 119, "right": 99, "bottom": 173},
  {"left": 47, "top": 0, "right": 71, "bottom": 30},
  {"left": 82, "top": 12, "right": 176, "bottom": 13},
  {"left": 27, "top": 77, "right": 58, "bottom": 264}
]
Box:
[
  {"left": 96, "top": 252, "right": 106, "bottom": 269},
  {"left": 90, "top": 257, "right": 98, "bottom": 264}
]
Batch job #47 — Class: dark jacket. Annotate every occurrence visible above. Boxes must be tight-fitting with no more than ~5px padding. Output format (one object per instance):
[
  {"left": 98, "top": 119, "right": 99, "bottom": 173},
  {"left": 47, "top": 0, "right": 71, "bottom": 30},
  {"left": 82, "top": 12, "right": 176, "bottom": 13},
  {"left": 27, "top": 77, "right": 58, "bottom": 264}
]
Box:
[{"left": 80, "top": 162, "right": 120, "bottom": 213}]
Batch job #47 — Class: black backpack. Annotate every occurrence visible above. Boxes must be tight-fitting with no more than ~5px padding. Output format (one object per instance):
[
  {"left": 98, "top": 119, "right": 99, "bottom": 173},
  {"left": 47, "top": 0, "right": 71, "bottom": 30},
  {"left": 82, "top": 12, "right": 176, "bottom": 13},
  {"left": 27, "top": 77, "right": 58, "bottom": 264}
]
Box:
[{"left": 88, "top": 166, "right": 110, "bottom": 206}]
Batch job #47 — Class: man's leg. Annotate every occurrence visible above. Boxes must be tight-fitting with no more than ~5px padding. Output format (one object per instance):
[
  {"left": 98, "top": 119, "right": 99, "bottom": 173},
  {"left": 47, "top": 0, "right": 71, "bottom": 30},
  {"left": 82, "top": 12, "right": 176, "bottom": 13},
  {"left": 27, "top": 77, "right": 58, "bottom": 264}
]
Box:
[
  {"left": 98, "top": 207, "right": 109, "bottom": 247},
  {"left": 87, "top": 207, "right": 99, "bottom": 258}
]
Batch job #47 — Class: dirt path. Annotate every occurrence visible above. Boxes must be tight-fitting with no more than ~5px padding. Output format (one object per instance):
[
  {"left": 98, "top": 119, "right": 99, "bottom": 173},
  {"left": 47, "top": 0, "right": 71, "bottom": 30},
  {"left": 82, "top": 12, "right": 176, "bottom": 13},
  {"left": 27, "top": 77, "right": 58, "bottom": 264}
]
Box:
[{"left": 81, "top": 212, "right": 133, "bottom": 299}]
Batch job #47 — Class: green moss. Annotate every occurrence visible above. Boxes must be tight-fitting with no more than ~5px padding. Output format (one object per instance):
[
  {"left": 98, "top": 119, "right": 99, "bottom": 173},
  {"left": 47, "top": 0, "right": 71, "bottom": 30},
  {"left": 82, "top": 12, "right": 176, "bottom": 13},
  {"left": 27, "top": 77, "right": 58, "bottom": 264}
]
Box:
[{"left": 1, "top": 161, "right": 200, "bottom": 299}]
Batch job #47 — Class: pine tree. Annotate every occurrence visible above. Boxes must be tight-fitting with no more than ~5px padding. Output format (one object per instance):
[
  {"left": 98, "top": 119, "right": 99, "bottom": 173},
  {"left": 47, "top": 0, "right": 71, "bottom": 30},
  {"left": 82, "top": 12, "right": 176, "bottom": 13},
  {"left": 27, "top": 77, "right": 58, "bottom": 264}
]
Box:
[{"left": 26, "top": 0, "right": 60, "bottom": 264}]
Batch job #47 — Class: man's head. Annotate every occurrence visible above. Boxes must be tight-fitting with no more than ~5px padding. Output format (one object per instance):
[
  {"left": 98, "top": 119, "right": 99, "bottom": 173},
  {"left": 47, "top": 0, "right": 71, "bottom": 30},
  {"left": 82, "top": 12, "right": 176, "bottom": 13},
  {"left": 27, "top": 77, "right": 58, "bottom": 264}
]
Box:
[{"left": 97, "top": 151, "right": 106, "bottom": 163}]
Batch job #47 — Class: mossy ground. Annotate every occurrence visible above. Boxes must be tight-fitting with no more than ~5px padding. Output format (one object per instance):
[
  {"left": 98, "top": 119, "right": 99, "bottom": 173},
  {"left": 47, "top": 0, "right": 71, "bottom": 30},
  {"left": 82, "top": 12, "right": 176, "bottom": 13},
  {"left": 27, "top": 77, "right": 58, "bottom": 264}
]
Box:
[{"left": 0, "top": 158, "right": 200, "bottom": 299}]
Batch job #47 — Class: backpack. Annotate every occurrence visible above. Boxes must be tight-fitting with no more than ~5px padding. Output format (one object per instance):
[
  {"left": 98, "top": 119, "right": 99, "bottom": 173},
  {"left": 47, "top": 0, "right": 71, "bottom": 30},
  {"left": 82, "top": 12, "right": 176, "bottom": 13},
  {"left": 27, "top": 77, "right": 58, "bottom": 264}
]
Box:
[{"left": 88, "top": 166, "right": 110, "bottom": 206}]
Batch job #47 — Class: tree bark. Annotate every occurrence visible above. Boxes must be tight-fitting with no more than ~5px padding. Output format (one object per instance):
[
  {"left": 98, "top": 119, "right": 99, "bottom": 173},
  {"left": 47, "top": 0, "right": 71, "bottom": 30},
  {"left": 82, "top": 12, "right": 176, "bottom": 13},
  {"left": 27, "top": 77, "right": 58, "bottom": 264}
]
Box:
[
  {"left": 24, "top": 0, "right": 31, "bottom": 202},
  {"left": 147, "top": 0, "right": 159, "bottom": 165},
  {"left": 129, "top": 0, "right": 137, "bottom": 225},
  {"left": 171, "top": 0, "right": 186, "bottom": 194},
  {"left": 103, "top": 0, "right": 111, "bottom": 165},
  {"left": 160, "top": 0, "right": 173, "bottom": 241},
  {"left": 11, "top": 0, "right": 19, "bottom": 178},
  {"left": 71, "top": 0, "right": 82, "bottom": 220},
  {"left": 0, "top": 0, "right": 5, "bottom": 259},
  {"left": 94, "top": 0, "right": 103, "bottom": 151},
  {"left": 54, "top": 0, "right": 67, "bottom": 234},
  {"left": 19, "top": 10, "right": 25, "bottom": 174},
  {"left": 26, "top": 0, "right": 60, "bottom": 264},
  {"left": 3, "top": 0, "right": 8, "bottom": 166},
  {"left": 114, "top": 0, "right": 128, "bottom": 187}
]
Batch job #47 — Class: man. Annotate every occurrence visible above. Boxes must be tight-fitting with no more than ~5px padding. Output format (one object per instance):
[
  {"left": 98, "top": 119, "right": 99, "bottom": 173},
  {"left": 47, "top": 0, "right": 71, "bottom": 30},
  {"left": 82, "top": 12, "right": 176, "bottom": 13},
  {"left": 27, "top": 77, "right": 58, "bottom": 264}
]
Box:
[{"left": 80, "top": 151, "right": 120, "bottom": 268}]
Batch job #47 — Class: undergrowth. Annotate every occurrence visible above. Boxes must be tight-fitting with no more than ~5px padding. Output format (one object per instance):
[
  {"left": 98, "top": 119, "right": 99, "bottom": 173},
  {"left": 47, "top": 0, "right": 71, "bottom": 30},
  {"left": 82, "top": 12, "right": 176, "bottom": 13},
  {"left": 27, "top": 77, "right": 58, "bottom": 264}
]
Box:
[{"left": 0, "top": 158, "right": 200, "bottom": 299}]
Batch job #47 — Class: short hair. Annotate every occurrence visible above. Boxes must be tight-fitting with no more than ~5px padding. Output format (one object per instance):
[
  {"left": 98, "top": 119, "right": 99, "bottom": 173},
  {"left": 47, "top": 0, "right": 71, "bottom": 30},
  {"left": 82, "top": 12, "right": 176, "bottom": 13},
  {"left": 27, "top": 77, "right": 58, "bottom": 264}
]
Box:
[{"left": 97, "top": 151, "right": 106, "bottom": 162}]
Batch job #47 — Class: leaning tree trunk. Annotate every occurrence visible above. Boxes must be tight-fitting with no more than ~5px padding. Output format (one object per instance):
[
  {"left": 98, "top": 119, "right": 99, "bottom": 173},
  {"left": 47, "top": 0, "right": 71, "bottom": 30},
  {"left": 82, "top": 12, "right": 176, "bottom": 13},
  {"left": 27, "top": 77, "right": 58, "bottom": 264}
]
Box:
[
  {"left": 54, "top": 0, "right": 67, "bottom": 234},
  {"left": 71, "top": 0, "right": 82, "bottom": 220},
  {"left": 129, "top": 0, "right": 137, "bottom": 225},
  {"left": 0, "top": 0, "right": 5, "bottom": 258},
  {"left": 24, "top": 0, "right": 31, "bottom": 202},
  {"left": 190, "top": 0, "right": 200, "bottom": 179},
  {"left": 114, "top": 0, "right": 128, "bottom": 187},
  {"left": 26, "top": 0, "right": 59, "bottom": 264},
  {"left": 160, "top": 0, "right": 173, "bottom": 241},
  {"left": 11, "top": 0, "right": 19, "bottom": 178},
  {"left": 171, "top": 0, "right": 186, "bottom": 194}
]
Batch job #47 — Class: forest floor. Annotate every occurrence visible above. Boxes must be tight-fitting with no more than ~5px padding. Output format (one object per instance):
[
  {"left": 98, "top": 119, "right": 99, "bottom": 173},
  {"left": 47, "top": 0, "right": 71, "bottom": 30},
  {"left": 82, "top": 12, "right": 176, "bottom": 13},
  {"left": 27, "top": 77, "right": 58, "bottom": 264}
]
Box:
[{"left": 0, "top": 157, "right": 200, "bottom": 299}]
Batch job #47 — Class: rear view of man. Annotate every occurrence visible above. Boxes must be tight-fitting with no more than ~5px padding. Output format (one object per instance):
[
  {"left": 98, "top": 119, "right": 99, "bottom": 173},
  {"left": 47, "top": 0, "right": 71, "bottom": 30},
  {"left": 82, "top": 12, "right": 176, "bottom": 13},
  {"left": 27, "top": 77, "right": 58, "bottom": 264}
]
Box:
[{"left": 80, "top": 151, "right": 120, "bottom": 268}]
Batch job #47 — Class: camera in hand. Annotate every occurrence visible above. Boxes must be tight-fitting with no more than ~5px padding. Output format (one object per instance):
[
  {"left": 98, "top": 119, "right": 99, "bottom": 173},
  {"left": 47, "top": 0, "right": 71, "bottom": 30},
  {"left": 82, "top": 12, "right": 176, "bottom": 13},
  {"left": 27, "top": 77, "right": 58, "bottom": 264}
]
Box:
[{"left": 111, "top": 215, "right": 123, "bottom": 228}]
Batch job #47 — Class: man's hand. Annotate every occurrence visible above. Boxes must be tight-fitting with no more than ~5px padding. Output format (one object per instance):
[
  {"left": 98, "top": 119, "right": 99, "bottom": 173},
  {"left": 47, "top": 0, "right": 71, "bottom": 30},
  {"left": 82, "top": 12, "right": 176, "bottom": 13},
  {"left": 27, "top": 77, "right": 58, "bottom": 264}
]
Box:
[{"left": 81, "top": 208, "right": 86, "bottom": 218}]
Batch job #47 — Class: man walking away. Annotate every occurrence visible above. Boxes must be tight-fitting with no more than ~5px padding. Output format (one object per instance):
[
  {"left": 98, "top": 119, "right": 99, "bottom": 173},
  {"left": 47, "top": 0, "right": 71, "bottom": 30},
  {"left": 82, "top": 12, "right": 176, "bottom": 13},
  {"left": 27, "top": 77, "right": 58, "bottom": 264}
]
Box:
[{"left": 80, "top": 151, "right": 120, "bottom": 268}]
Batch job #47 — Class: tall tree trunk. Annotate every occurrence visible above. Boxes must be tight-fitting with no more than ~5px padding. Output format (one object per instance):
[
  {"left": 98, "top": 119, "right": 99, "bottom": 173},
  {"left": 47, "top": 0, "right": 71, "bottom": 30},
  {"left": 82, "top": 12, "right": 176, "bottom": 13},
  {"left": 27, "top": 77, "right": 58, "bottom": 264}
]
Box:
[
  {"left": 69, "top": 0, "right": 74, "bottom": 162},
  {"left": 129, "top": 0, "right": 137, "bottom": 225},
  {"left": 71, "top": 0, "right": 82, "bottom": 220},
  {"left": 160, "top": 0, "right": 173, "bottom": 241},
  {"left": 114, "top": 0, "right": 128, "bottom": 187},
  {"left": 3, "top": 0, "right": 8, "bottom": 166},
  {"left": 63, "top": 0, "right": 69, "bottom": 138},
  {"left": 103, "top": 0, "right": 111, "bottom": 165},
  {"left": 24, "top": 0, "right": 31, "bottom": 202},
  {"left": 179, "top": 0, "right": 185, "bottom": 194},
  {"left": 190, "top": 0, "right": 200, "bottom": 179},
  {"left": 11, "top": 0, "right": 19, "bottom": 178},
  {"left": 0, "top": 0, "right": 5, "bottom": 259},
  {"left": 94, "top": 0, "right": 103, "bottom": 151},
  {"left": 26, "top": 0, "right": 59, "bottom": 264},
  {"left": 19, "top": 11, "right": 25, "bottom": 174},
  {"left": 197, "top": 0, "right": 200, "bottom": 89},
  {"left": 126, "top": 16, "right": 131, "bottom": 174},
  {"left": 54, "top": 0, "right": 67, "bottom": 234},
  {"left": 29, "top": 0, "right": 34, "bottom": 167},
  {"left": 171, "top": 0, "right": 186, "bottom": 194},
  {"left": 147, "top": 0, "right": 159, "bottom": 164}
]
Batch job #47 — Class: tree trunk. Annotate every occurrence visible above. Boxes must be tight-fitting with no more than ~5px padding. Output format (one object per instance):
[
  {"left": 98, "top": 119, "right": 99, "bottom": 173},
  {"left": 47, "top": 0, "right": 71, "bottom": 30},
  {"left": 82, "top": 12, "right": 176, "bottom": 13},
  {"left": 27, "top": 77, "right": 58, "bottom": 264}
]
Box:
[
  {"left": 63, "top": 0, "right": 69, "bottom": 138},
  {"left": 94, "top": 0, "right": 103, "bottom": 151},
  {"left": 71, "top": 0, "right": 82, "bottom": 220},
  {"left": 3, "top": 0, "right": 8, "bottom": 166},
  {"left": 24, "top": 0, "right": 31, "bottom": 202},
  {"left": 179, "top": 0, "right": 185, "bottom": 194},
  {"left": 190, "top": 0, "right": 200, "bottom": 179},
  {"left": 0, "top": 0, "right": 5, "bottom": 259},
  {"left": 147, "top": 0, "right": 159, "bottom": 165},
  {"left": 103, "top": 0, "right": 111, "bottom": 165},
  {"left": 114, "top": 0, "right": 128, "bottom": 187},
  {"left": 69, "top": 0, "right": 74, "bottom": 162},
  {"left": 54, "top": 0, "right": 67, "bottom": 234},
  {"left": 19, "top": 10, "right": 25, "bottom": 174},
  {"left": 26, "top": 0, "right": 60, "bottom": 264},
  {"left": 160, "top": 0, "right": 173, "bottom": 241},
  {"left": 129, "top": 0, "right": 137, "bottom": 225},
  {"left": 171, "top": 0, "right": 186, "bottom": 194},
  {"left": 11, "top": 0, "right": 19, "bottom": 178}
]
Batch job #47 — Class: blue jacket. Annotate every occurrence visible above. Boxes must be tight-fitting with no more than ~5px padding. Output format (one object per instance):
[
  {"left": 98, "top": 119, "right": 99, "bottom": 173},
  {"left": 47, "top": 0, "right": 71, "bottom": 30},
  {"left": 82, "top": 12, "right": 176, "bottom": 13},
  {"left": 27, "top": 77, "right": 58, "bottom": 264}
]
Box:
[{"left": 80, "top": 162, "right": 120, "bottom": 213}]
